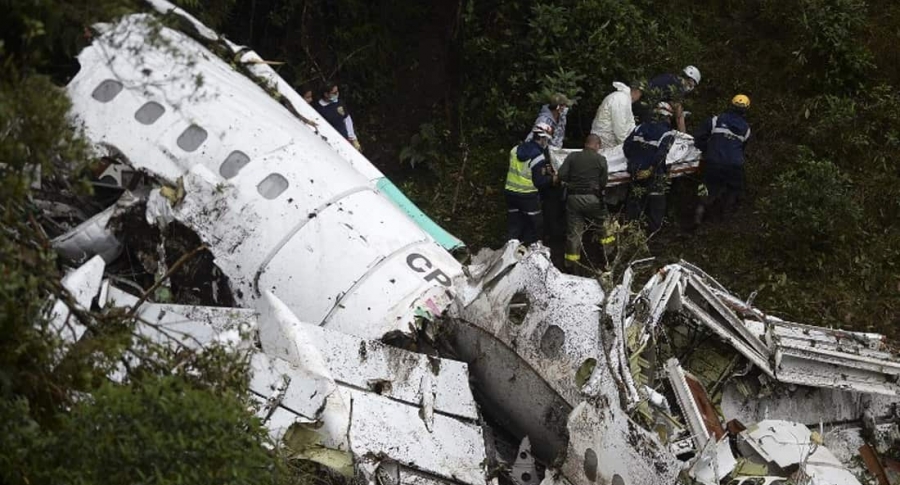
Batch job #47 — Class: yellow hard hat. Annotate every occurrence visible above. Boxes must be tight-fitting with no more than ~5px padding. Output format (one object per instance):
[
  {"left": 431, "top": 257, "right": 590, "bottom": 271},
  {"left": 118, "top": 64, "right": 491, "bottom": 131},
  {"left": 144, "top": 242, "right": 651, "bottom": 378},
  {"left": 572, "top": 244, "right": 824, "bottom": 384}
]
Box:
[{"left": 732, "top": 94, "right": 751, "bottom": 109}]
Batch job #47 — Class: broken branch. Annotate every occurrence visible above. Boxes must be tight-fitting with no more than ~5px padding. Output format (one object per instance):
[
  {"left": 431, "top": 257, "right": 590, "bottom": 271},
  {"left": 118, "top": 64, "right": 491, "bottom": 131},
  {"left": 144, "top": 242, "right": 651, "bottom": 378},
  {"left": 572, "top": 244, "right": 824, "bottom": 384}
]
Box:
[{"left": 127, "top": 244, "right": 208, "bottom": 317}]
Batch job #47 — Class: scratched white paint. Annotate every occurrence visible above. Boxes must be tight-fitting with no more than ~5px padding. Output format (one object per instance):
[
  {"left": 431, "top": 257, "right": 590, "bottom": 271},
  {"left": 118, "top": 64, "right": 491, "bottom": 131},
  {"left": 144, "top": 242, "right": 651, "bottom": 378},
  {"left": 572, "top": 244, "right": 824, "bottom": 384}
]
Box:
[
  {"left": 67, "top": 13, "right": 462, "bottom": 341},
  {"left": 48, "top": 255, "right": 106, "bottom": 345}
]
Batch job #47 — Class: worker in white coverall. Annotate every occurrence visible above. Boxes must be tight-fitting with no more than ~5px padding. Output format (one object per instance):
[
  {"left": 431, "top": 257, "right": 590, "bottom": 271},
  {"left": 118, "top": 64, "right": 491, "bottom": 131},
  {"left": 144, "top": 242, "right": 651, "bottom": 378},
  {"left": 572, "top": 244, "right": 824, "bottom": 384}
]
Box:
[{"left": 591, "top": 82, "right": 643, "bottom": 148}]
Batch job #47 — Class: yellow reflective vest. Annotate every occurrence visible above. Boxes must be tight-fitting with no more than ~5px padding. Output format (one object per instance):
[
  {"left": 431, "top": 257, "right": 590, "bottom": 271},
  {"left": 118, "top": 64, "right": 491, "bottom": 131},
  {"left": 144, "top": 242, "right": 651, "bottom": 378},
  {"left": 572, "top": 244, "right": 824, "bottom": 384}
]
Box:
[{"left": 505, "top": 146, "right": 543, "bottom": 194}]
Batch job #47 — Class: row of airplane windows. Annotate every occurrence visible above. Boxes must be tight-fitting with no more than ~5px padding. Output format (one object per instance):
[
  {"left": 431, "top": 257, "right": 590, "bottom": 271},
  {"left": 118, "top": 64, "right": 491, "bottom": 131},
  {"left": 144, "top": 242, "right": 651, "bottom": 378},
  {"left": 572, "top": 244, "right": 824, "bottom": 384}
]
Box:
[{"left": 91, "top": 79, "right": 289, "bottom": 199}]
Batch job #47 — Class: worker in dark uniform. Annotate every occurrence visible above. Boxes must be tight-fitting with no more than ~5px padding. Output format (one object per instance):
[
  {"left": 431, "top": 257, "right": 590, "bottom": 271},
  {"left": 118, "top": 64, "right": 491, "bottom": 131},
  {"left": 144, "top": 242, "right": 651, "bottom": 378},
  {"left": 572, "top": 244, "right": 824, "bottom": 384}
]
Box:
[
  {"left": 636, "top": 66, "right": 701, "bottom": 131},
  {"left": 693, "top": 94, "right": 752, "bottom": 225},
  {"left": 313, "top": 81, "right": 362, "bottom": 151},
  {"left": 623, "top": 102, "right": 678, "bottom": 233},
  {"left": 505, "top": 123, "right": 555, "bottom": 245},
  {"left": 558, "top": 134, "right": 612, "bottom": 272},
  {"left": 300, "top": 84, "right": 314, "bottom": 104}
]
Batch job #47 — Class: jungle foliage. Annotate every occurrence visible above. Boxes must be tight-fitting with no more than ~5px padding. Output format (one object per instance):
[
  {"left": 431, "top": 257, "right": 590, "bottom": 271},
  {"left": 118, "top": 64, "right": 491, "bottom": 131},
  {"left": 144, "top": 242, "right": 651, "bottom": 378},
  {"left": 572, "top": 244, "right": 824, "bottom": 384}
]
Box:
[
  {"left": 197, "top": 0, "right": 900, "bottom": 336},
  {"left": 3, "top": 0, "right": 900, "bottom": 480},
  {"left": 0, "top": 1, "right": 302, "bottom": 484}
]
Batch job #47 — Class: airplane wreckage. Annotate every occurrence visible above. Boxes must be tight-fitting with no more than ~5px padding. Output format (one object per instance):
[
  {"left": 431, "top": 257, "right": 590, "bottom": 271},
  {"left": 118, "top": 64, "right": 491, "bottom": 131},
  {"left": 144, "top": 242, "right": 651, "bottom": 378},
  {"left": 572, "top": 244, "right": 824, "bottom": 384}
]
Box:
[{"left": 33, "top": 1, "right": 900, "bottom": 484}]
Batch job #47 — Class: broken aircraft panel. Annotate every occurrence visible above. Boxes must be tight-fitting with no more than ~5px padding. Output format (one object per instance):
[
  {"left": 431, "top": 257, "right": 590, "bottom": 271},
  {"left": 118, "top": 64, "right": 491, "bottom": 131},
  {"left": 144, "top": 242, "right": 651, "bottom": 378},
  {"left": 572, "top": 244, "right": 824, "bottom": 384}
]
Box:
[
  {"left": 449, "top": 243, "right": 681, "bottom": 485},
  {"left": 98, "top": 282, "right": 488, "bottom": 484},
  {"left": 144, "top": 0, "right": 464, "bottom": 252},
  {"left": 67, "top": 13, "right": 463, "bottom": 341},
  {"left": 53, "top": 3, "right": 900, "bottom": 485},
  {"left": 630, "top": 263, "right": 900, "bottom": 396}
]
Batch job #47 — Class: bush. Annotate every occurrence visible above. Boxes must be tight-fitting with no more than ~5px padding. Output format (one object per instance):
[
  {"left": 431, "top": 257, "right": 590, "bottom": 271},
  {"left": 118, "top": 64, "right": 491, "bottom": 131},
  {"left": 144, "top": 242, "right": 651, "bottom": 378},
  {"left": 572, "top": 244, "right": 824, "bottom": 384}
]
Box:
[
  {"left": 461, "top": 0, "right": 702, "bottom": 144},
  {"left": 760, "top": 150, "right": 862, "bottom": 253},
  {"left": 759, "top": 0, "right": 874, "bottom": 93}
]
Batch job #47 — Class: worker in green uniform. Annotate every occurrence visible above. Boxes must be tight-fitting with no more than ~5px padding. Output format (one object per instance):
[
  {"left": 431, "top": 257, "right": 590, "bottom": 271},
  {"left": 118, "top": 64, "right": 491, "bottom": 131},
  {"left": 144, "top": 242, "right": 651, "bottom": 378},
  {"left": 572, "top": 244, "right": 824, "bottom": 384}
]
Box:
[{"left": 557, "top": 134, "right": 613, "bottom": 272}]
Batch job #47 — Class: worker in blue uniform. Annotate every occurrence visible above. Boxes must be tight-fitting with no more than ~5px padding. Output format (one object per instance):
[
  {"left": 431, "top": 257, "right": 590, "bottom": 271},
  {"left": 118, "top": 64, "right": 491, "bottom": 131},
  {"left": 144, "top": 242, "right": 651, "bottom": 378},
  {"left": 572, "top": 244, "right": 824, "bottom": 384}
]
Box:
[
  {"left": 635, "top": 65, "right": 701, "bottom": 132},
  {"left": 693, "top": 94, "right": 752, "bottom": 225},
  {"left": 623, "top": 102, "right": 678, "bottom": 233}
]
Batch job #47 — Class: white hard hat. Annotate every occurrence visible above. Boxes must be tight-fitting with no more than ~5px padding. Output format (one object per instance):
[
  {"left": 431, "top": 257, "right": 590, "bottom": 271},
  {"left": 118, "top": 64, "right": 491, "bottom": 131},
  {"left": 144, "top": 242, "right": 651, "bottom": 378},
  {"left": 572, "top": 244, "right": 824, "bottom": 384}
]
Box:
[
  {"left": 532, "top": 122, "right": 554, "bottom": 139},
  {"left": 683, "top": 65, "right": 701, "bottom": 85},
  {"left": 655, "top": 102, "right": 674, "bottom": 118}
]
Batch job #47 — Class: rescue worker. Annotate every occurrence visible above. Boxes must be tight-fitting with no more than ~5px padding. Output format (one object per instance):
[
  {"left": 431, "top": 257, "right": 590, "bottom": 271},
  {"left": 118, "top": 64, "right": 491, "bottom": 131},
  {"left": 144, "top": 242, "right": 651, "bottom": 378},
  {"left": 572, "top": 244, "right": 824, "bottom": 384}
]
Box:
[
  {"left": 637, "top": 66, "right": 701, "bottom": 132},
  {"left": 525, "top": 93, "right": 571, "bottom": 149},
  {"left": 591, "top": 81, "right": 643, "bottom": 148},
  {"left": 558, "top": 134, "right": 611, "bottom": 271},
  {"left": 623, "top": 102, "right": 678, "bottom": 233},
  {"left": 693, "top": 94, "right": 752, "bottom": 225},
  {"left": 505, "top": 123, "right": 555, "bottom": 245},
  {"left": 300, "top": 84, "right": 314, "bottom": 104},
  {"left": 313, "top": 81, "right": 362, "bottom": 151}
]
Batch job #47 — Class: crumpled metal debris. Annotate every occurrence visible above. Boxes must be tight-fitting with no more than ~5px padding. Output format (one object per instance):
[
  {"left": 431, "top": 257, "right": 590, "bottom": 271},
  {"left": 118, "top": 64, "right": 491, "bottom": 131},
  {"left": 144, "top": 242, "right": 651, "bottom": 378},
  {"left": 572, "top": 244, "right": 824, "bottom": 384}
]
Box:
[
  {"left": 511, "top": 437, "right": 538, "bottom": 485},
  {"left": 52, "top": 191, "right": 138, "bottom": 264},
  {"left": 48, "top": 255, "right": 106, "bottom": 349},
  {"left": 54, "top": 3, "right": 900, "bottom": 485},
  {"left": 450, "top": 242, "right": 680, "bottom": 485}
]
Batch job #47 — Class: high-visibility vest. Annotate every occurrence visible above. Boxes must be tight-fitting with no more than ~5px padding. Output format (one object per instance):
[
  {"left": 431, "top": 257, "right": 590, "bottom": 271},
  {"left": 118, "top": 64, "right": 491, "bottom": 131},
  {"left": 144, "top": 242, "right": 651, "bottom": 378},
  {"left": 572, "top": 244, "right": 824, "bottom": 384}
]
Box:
[{"left": 505, "top": 146, "right": 543, "bottom": 194}]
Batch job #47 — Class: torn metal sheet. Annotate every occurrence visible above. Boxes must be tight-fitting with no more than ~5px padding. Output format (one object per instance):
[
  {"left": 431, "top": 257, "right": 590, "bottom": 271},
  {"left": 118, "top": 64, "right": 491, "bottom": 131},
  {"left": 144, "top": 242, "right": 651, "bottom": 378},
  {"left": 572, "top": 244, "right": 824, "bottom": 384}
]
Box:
[
  {"left": 630, "top": 263, "right": 900, "bottom": 397},
  {"left": 452, "top": 243, "right": 604, "bottom": 407},
  {"left": 258, "top": 291, "right": 479, "bottom": 421},
  {"left": 720, "top": 380, "right": 899, "bottom": 427},
  {"left": 104, "top": 286, "right": 256, "bottom": 349},
  {"left": 253, "top": 291, "right": 487, "bottom": 482},
  {"left": 48, "top": 255, "right": 106, "bottom": 345},
  {"left": 67, "top": 12, "right": 465, "bottom": 341},
  {"left": 451, "top": 243, "right": 678, "bottom": 484},
  {"left": 347, "top": 388, "right": 487, "bottom": 485},
  {"left": 737, "top": 420, "right": 862, "bottom": 485},
  {"left": 561, "top": 401, "right": 680, "bottom": 485},
  {"left": 52, "top": 191, "right": 138, "bottom": 264},
  {"left": 449, "top": 243, "right": 602, "bottom": 461},
  {"left": 687, "top": 437, "right": 737, "bottom": 485},
  {"left": 665, "top": 357, "right": 712, "bottom": 449},
  {"left": 684, "top": 274, "right": 769, "bottom": 358},
  {"left": 249, "top": 352, "right": 335, "bottom": 424},
  {"left": 512, "top": 437, "right": 539, "bottom": 485},
  {"left": 144, "top": 0, "right": 464, "bottom": 251},
  {"left": 602, "top": 262, "right": 643, "bottom": 408}
]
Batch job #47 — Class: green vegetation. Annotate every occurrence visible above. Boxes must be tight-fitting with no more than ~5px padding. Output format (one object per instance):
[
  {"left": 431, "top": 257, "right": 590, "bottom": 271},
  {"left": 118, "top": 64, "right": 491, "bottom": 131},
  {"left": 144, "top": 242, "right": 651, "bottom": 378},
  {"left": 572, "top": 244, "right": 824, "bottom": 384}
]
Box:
[
  {"left": 201, "top": 0, "right": 900, "bottom": 336},
  {"left": 3, "top": 0, "right": 900, "bottom": 480},
  {"left": 0, "top": 1, "right": 300, "bottom": 484}
]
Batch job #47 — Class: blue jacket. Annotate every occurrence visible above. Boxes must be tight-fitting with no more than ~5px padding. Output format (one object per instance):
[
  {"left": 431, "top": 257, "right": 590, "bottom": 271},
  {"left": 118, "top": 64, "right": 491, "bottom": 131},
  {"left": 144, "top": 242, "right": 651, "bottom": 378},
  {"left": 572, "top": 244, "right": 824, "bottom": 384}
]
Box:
[
  {"left": 516, "top": 141, "right": 553, "bottom": 191},
  {"left": 524, "top": 105, "right": 566, "bottom": 148},
  {"left": 694, "top": 109, "right": 750, "bottom": 166},
  {"left": 623, "top": 121, "right": 677, "bottom": 176},
  {"left": 648, "top": 73, "right": 686, "bottom": 103}
]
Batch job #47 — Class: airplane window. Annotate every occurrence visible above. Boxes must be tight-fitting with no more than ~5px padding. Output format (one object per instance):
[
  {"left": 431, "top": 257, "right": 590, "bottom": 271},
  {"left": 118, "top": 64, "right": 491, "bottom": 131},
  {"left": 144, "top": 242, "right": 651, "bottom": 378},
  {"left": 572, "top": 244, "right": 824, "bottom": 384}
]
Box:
[
  {"left": 576, "top": 358, "right": 597, "bottom": 388},
  {"left": 507, "top": 291, "right": 530, "bottom": 325},
  {"left": 91, "top": 79, "right": 123, "bottom": 102},
  {"left": 134, "top": 101, "right": 165, "bottom": 125},
  {"left": 583, "top": 448, "right": 598, "bottom": 482},
  {"left": 176, "top": 124, "right": 208, "bottom": 152},
  {"left": 220, "top": 151, "right": 250, "bottom": 179},
  {"left": 257, "top": 173, "right": 289, "bottom": 199},
  {"left": 540, "top": 325, "right": 565, "bottom": 358}
]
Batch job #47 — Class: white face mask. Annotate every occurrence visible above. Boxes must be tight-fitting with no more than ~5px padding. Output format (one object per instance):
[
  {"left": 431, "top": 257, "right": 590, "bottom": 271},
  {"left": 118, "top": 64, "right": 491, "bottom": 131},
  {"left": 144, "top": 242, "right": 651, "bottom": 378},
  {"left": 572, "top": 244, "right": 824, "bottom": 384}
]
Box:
[
  {"left": 560, "top": 106, "right": 569, "bottom": 116},
  {"left": 329, "top": 94, "right": 339, "bottom": 103}
]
